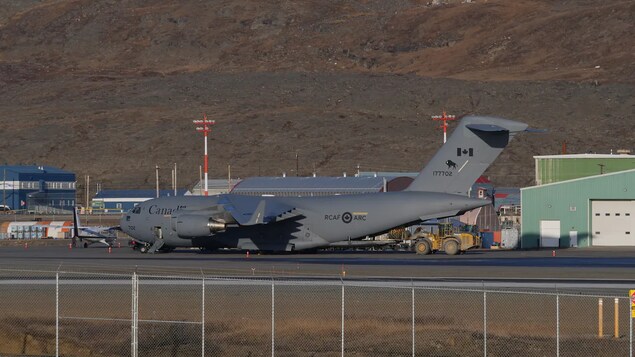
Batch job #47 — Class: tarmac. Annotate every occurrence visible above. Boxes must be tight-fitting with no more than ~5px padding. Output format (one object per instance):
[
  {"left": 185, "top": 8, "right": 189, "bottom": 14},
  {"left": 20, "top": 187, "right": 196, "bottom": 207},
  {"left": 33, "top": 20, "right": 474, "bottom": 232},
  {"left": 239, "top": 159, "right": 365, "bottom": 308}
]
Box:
[{"left": 2, "top": 241, "right": 635, "bottom": 282}]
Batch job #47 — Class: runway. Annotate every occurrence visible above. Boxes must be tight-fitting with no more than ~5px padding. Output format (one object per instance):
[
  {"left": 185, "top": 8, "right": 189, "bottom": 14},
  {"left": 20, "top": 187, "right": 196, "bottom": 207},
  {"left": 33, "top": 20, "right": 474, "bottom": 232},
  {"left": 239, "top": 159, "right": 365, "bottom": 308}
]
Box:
[
  {"left": 1, "top": 245, "right": 634, "bottom": 357},
  {"left": 2, "top": 244, "right": 635, "bottom": 281}
]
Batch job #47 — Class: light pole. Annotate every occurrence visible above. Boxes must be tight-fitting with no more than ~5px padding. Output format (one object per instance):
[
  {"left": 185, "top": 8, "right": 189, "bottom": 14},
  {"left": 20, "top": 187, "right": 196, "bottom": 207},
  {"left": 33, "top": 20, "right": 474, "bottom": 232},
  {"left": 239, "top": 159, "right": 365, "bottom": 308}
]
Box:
[
  {"left": 193, "top": 114, "right": 215, "bottom": 196},
  {"left": 432, "top": 111, "right": 456, "bottom": 144},
  {"left": 155, "top": 165, "right": 159, "bottom": 198}
]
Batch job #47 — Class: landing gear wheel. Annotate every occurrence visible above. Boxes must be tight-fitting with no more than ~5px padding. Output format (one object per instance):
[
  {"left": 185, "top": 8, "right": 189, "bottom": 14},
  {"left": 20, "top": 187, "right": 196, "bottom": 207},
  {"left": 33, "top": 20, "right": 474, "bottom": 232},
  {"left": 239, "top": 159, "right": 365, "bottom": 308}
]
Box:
[
  {"left": 414, "top": 240, "right": 431, "bottom": 255},
  {"left": 444, "top": 240, "right": 460, "bottom": 256},
  {"left": 139, "top": 246, "right": 148, "bottom": 254},
  {"left": 83, "top": 242, "right": 88, "bottom": 248}
]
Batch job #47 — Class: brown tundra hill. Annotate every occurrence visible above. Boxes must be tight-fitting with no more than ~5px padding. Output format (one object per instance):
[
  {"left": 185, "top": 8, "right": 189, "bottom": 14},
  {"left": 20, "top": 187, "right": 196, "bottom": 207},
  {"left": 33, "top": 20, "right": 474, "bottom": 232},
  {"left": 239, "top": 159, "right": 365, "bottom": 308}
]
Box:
[{"left": 0, "top": 0, "right": 633, "bottom": 192}]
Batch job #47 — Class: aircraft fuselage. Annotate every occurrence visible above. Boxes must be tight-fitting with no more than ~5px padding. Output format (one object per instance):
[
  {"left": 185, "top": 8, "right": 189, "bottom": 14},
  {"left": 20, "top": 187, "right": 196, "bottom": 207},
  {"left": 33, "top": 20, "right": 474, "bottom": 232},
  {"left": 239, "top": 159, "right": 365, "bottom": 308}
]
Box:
[{"left": 120, "top": 191, "right": 486, "bottom": 251}]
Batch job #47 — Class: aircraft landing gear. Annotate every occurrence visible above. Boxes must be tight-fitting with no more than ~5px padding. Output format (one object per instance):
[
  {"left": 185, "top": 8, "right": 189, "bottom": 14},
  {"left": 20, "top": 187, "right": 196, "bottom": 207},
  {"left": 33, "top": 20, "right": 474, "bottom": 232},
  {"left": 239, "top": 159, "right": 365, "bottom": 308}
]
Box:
[
  {"left": 83, "top": 242, "right": 88, "bottom": 248},
  {"left": 139, "top": 245, "right": 149, "bottom": 254}
]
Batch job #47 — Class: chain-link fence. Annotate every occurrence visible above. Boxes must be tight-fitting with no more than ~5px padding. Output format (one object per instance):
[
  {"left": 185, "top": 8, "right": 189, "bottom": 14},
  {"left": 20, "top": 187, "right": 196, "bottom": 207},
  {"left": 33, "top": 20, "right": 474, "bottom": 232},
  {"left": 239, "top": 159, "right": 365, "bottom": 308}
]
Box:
[{"left": 0, "top": 269, "right": 633, "bottom": 356}]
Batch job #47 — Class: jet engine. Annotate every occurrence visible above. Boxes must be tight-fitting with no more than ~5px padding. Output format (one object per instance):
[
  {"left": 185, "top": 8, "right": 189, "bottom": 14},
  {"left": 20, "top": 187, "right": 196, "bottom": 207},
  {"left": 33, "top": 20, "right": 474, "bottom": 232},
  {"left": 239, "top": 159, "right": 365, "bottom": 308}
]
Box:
[{"left": 174, "top": 214, "right": 226, "bottom": 238}]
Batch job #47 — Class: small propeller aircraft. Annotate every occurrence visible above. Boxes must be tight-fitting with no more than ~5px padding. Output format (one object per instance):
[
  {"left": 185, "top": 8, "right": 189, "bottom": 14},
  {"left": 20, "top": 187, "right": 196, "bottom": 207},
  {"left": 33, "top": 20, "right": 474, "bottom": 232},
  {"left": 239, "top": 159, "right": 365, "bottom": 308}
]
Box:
[{"left": 73, "top": 207, "right": 119, "bottom": 248}]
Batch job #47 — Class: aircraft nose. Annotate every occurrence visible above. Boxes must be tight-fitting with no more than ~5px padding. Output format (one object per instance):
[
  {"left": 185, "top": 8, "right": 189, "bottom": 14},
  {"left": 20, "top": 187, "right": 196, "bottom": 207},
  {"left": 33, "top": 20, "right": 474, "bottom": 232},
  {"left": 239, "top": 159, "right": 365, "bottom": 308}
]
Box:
[{"left": 120, "top": 214, "right": 130, "bottom": 232}]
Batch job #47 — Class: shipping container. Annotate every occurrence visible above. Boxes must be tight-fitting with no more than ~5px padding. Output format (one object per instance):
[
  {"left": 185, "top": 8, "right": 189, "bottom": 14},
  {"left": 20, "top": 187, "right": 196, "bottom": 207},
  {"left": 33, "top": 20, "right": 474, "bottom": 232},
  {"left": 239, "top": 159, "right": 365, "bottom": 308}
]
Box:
[
  {"left": 481, "top": 232, "right": 494, "bottom": 249},
  {"left": 1, "top": 221, "right": 71, "bottom": 239},
  {"left": 46, "top": 221, "right": 72, "bottom": 239},
  {"left": 0, "top": 222, "right": 10, "bottom": 234},
  {"left": 493, "top": 231, "right": 502, "bottom": 244},
  {"left": 35, "top": 221, "right": 51, "bottom": 238}
]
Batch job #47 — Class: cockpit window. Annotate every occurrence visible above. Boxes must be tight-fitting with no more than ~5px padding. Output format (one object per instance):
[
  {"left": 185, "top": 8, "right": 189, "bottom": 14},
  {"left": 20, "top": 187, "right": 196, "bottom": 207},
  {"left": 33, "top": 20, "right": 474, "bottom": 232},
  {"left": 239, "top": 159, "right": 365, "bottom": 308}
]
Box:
[{"left": 131, "top": 206, "right": 141, "bottom": 214}]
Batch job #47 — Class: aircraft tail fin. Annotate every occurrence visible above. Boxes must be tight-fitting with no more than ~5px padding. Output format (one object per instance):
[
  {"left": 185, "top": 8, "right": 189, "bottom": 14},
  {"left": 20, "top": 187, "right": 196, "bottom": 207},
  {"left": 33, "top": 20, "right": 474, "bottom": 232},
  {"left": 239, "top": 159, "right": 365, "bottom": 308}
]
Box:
[
  {"left": 72, "top": 206, "right": 80, "bottom": 238},
  {"left": 405, "top": 116, "right": 529, "bottom": 195}
]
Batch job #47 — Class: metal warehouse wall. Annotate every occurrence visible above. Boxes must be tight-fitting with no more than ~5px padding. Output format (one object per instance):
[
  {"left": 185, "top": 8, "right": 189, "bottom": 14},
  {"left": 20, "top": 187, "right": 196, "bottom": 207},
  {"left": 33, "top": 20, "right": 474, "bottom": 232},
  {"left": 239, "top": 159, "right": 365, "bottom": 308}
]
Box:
[
  {"left": 536, "top": 157, "right": 635, "bottom": 185},
  {"left": 521, "top": 169, "right": 635, "bottom": 249}
]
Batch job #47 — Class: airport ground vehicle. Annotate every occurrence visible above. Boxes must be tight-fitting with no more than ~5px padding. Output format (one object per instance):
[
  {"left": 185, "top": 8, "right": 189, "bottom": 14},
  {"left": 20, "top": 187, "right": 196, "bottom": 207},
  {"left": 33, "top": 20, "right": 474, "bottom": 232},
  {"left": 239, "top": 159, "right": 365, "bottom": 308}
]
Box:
[{"left": 411, "top": 223, "right": 481, "bottom": 255}]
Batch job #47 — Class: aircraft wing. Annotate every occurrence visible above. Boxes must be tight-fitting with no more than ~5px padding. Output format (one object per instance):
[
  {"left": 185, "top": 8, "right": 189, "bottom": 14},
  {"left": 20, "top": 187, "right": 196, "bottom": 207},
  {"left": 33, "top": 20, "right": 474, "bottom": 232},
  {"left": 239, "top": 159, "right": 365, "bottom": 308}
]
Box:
[
  {"left": 78, "top": 226, "right": 120, "bottom": 235},
  {"left": 220, "top": 195, "right": 301, "bottom": 226},
  {"left": 76, "top": 226, "right": 119, "bottom": 239}
]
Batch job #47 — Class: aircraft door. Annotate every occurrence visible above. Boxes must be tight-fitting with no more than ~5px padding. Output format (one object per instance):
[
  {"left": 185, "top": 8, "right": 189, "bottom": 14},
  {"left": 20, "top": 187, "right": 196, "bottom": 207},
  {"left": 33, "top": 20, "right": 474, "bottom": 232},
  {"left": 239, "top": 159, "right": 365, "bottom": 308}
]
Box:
[
  {"left": 155, "top": 213, "right": 176, "bottom": 240},
  {"left": 152, "top": 226, "right": 163, "bottom": 240}
]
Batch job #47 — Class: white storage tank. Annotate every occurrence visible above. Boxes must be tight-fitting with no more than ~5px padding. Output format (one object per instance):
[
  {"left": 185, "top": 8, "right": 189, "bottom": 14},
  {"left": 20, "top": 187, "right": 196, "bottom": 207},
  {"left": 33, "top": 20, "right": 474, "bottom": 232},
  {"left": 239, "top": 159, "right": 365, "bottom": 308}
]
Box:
[{"left": 501, "top": 228, "right": 520, "bottom": 249}]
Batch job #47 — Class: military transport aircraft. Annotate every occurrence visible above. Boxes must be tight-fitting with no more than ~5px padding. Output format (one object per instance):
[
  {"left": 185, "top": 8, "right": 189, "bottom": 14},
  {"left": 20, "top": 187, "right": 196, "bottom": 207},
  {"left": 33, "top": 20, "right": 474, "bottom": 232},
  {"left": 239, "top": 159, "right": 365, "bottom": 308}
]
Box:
[{"left": 121, "top": 115, "right": 530, "bottom": 253}]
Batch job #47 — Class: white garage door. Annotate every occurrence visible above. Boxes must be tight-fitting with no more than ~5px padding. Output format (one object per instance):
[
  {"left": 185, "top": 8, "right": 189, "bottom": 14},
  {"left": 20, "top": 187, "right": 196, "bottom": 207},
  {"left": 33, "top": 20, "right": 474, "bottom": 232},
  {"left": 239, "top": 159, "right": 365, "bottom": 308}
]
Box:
[
  {"left": 592, "top": 200, "right": 635, "bottom": 246},
  {"left": 540, "top": 220, "right": 561, "bottom": 248}
]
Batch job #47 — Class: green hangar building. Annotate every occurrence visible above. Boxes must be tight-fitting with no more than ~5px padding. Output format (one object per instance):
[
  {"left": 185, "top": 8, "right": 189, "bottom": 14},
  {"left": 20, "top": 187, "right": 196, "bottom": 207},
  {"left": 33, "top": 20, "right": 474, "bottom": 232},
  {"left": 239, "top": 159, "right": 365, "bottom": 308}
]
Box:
[{"left": 521, "top": 154, "right": 635, "bottom": 248}]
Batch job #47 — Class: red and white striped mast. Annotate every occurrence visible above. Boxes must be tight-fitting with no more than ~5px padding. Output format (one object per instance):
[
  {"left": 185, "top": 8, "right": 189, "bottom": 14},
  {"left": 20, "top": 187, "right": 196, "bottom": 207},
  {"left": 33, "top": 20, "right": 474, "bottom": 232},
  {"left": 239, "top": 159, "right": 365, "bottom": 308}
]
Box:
[
  {"left": 431, "top": 110, "right": 456, "bottom": 144},
  {"left": 193, "top": 113, "right": 215, "bottom": 196}
]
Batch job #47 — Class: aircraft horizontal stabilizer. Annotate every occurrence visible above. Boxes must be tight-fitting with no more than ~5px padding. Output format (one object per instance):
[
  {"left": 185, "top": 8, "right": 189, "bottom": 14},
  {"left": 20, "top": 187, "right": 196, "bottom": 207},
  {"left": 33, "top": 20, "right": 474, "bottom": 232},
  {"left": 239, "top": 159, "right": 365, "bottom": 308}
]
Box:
[
  {"left": 467, "top": 124, "right": 546, "bottom": 133},
  {"left": 466, "top": 123, "right": 510, "bottom": 132}
]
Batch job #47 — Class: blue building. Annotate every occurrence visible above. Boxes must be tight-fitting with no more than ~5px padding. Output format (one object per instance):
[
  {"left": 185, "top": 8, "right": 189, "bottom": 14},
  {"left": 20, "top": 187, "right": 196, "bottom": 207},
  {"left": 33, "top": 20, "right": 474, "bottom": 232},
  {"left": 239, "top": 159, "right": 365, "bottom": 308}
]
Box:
[
  {"left": 0, "top": 165, "right": 76, "bottom": 213},
  {"left": 91, "top": 189, "right": 189, "bottom": 213}
]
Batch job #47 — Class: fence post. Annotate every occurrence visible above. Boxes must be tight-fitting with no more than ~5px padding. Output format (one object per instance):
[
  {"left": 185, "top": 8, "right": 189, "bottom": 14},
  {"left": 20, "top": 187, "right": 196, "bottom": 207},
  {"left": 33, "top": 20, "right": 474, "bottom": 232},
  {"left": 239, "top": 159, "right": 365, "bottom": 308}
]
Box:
[
  {"left": 483, "top": 290, "right": 487, "bottom": 357},
  {"left": 56, "top": 272, "right": 59, "bottom": 357},
  {"left": 131, "top": 273, "right": 138, "bottom": 357},
  {"left": 271, "top": 279, "right": 275, "bottom": 357},
  {"left": 341, "top": 280, "right": 345, "bottom": 357},
  {"left": 556, "top": 294, "right": 560, "bottom": 357},
  {"left": 615, "top": 298, "right": 619, "bottom": 339},
  {"left": 131, "top": 273, "right": 134, "bottom": 357},
  {"left": 202, "top": 277, "right": 205, "bottom": 357},
  {"left": 412, "top": 285, "right": 415, "bottom": 357},
  {"left": 599, "top": 298, "right": 604, "bottom": 338}
]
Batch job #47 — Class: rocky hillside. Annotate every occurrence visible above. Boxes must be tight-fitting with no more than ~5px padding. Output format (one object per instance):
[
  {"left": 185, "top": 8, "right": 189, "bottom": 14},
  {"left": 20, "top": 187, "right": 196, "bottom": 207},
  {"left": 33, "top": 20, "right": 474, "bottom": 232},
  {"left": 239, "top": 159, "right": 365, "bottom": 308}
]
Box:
[{"left": 0, "top": 0, "right": 633, "bottom": 193}]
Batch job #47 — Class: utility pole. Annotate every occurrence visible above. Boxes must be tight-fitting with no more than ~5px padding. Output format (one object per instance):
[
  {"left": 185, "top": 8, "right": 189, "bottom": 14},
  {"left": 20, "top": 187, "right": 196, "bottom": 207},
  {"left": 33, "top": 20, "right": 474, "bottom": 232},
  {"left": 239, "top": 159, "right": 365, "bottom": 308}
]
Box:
[
  {"left": 174, "top": 163, "right": 177, "bottom": 196},
  {"left": 85, "top": 175, "right": 90, "bottom": 211},
  {"left": 193, "top": 113, "right": 215, "bottom": 196},
  {"left": 228, "top": 164, "right": 231, "bottom": 192},
  {"left": 3, "top": 168, "right": 6, "bottom": 209},
  {"left": 155, "top": 165, "right": 159, "bottom": 198},
  {"left": 295, "top": 152, "right": 299, "bottom": 177},
  {"left": 432, "top": 111, "right": 456, "bottom": 144}
]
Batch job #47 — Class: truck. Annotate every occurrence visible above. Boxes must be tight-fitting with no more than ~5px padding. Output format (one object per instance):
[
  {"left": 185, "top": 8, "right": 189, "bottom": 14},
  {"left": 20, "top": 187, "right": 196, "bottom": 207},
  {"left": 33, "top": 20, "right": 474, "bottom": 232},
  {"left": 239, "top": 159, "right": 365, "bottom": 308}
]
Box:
[{"left": 411, "top": 222, "right": 481, "bottom": 255}]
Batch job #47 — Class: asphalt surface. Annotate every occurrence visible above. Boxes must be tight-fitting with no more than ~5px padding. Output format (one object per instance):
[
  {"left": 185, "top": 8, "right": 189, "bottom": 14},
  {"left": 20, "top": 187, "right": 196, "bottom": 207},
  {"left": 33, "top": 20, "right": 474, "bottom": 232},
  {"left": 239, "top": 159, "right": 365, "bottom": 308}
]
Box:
[{"left": 2, "top": 243, "right": 635, "bottom": 281}]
